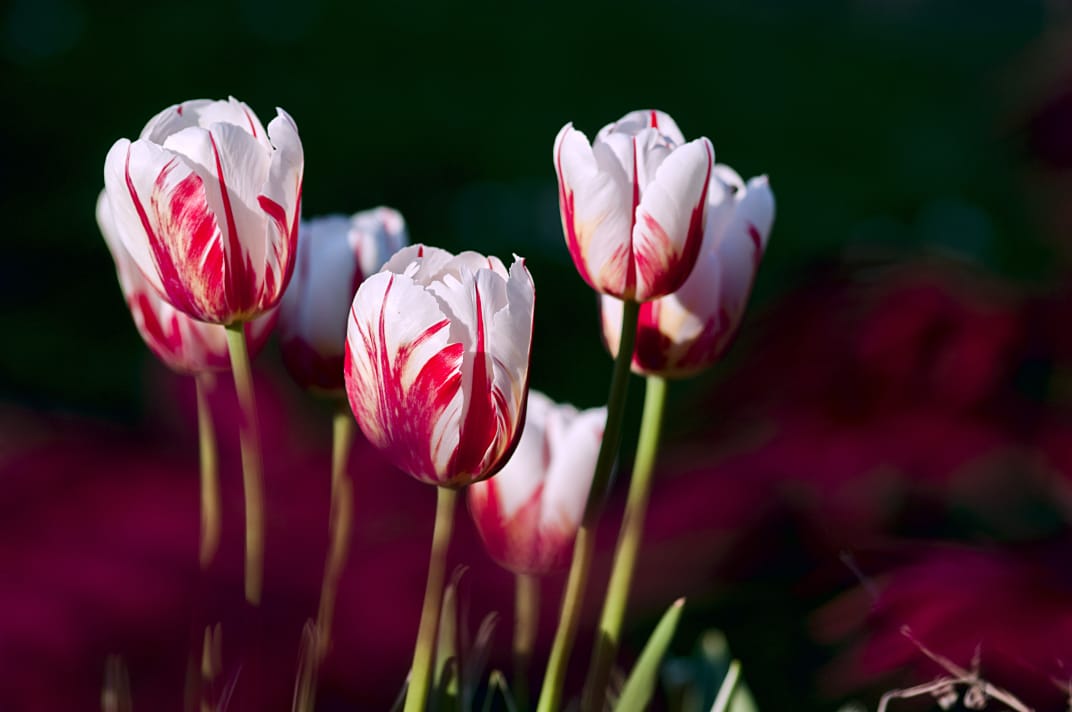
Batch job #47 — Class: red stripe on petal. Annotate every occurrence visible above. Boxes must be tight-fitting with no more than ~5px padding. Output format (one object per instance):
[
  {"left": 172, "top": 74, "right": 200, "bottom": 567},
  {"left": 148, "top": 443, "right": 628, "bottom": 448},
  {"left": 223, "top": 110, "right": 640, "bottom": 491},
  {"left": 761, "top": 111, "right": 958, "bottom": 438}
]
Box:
[
  {"left": 131, "top": 293, "right": 185, "bottom": 368},
  {"left": 243, "top": 107, "right": 258, "bottom": 138},
  {"left": 633, "top": 300, "right": 672, "bottom": 374},
  {"left": 747, "top": 224, "right": 764, "bottom": 272},
  {"left": 258, "top": 195, "right": 287, "bottom": 234},
  {"left": 126, "top": 149, "right": 217, "bottom": 317},
  {"left": 638, "top": 140, "right": 713, "bottom": 299},
  {"left": 353, "top": 275, "right": 467, "bottom": 483},
  {"left": 283, "top": 183, "right": 303, "bottom": 295},
  {"left": 649, "top": 110, "right": 659, "bottom": 128},
  {"left": 451, "top": 283, "right": 498, "bottom": 479},
  {"left": 209, "top": 132, "right": 252, "bottom": 317}
]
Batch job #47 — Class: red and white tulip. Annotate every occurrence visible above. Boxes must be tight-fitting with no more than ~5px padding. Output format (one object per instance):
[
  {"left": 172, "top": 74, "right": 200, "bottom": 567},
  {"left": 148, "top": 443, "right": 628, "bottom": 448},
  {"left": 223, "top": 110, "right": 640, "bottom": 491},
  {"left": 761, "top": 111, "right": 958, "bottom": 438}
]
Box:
[
  {"left": 344, "top": 245, "right": 535, "bottom": 488},
  {"left": 102, "top": 97, "right": 304, "bottom": 325},
  {"left": 279, "top": 208, "right": 408, "bottom": 392},
  {"left": 602, "top": 165, "right": 775, "bottom": 377},
  {"left": 468, "top": 391, "right": 605, "bottom": 575},
  {"left": 554, "top": 109, "right": 714, "bottom": 302},
  {"left": 97, "top": 191, "right": 276, "bottom": 374}
]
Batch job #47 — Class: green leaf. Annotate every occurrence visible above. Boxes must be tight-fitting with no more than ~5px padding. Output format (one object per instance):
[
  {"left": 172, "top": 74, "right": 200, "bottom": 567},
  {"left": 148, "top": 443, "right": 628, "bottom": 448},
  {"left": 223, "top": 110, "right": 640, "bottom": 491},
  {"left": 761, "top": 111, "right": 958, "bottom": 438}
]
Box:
[
  {"left": 290, "top": 621, "right": 319, "bottom": 712},
  {"left": 480, "top": 670, "right": 520, "bottom": 712},
  {"left": 614, "top": 598, "right": 685, "bottom": 712},
  {"left": 710, "top": 660, "right": 740, "bottom": 712}
]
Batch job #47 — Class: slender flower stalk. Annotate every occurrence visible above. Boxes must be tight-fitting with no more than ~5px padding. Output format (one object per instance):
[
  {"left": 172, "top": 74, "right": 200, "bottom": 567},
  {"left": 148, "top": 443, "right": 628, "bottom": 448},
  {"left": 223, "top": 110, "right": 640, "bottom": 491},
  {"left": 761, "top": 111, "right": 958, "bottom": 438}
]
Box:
[
  {"left": 536, "top": 299, "right": 640, "bottom": 712},
  {"left": 195, "top": 375, "right": 222, "bottom": 570},
  {"left": 404, "top": 487, "right": 458, "bottom": 712},
  {"left": 582, "top": 375, "right": 669, "bottom": 710},
  {"left": 514, "top": 573, "right": 540, "bottom": 711},
  {"left": 315, "top": 405, "right": 356, "bottom": 660},
  {"left": 224, "top": 323, "right": 266, "bottom": 605}
]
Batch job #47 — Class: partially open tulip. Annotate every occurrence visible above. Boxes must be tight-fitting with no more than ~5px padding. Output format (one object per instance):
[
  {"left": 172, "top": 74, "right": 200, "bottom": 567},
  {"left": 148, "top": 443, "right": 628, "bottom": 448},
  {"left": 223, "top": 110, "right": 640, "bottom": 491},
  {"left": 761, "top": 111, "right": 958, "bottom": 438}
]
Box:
[
  {"left": 468, "top": 391, "right": 605, "bottom": 575},
  {"left": 601, "top": 165, "right": 775, "bottom": 377},
  {"left": 102, "top": 97, "right": 304, "bottom": 325},
  {"left": 97, "top": 191, "right": 276, "bottom": 374},
  {"left": 344, "top": 245, "right": 535, "bottom": 488},
  {"left": 279, "top": 208, "right": 408, "bottom": 392},
  {"left": 554, "top": 109, "right": 714, "bottom": 302}
]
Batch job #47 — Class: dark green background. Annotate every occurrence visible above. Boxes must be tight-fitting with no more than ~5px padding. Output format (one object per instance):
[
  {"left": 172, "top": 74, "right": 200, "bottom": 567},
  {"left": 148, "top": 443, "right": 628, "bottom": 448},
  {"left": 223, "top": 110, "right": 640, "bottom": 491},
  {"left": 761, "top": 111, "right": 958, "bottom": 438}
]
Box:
[{"left": 0, "top": 0, "right": 1053, "bottom": 414}]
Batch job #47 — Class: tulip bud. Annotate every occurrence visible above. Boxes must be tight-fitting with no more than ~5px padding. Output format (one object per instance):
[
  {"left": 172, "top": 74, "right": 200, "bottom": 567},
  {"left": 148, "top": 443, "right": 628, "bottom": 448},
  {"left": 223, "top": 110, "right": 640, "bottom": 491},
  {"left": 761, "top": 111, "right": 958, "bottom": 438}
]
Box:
[
  {"left": 97, "top": 191, "right": 275, "bottom": 374},
  {"left": 602, "top": 165, "right": 775, "bottom": 377},
  {"left": 344, "top": 245, "right": 535, "bottom": 488},
  {"left": 468, "top": 391, "right": 605, "bottom": 575},
  {"left": 278, "top": 208, "right": 408, "bottom": 393},
  {"left": 554, "top": 109, "right": 714, "bottom": 302},
  {"left": 102, "top": 97, "right": 304, "bottom": 325}
]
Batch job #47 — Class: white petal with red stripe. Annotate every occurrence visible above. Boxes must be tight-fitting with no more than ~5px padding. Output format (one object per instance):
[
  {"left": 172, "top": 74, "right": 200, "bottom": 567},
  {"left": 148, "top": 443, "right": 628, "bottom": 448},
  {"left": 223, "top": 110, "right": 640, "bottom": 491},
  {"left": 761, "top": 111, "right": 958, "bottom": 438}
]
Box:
[{"left": 345, "top": 245, "right": 534, "bottom": 487}]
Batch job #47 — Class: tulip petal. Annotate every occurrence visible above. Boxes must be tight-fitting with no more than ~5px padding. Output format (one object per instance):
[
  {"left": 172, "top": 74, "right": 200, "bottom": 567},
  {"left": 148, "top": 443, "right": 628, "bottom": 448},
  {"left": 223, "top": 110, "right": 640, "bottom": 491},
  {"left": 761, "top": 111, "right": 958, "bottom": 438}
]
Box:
[
  {"left": 633, "top": 136, "right": 713, "bottom": 301},
  {"left": 539, "top": 405, "right": 604, "bottom": 533},
  {"left": 553, "top": 124, "right": 596, "bottom": 291},
  {"left": 481, "top": 258, "right": 535, "bottom": 474},
  {"left": 555, "top": 124, "right": 639, "bottom": 297},
  {"left": 104, "top": 137, "right": 228, "bottom": 322},
  {"left": 430, "top": 264, "right": 526, "bottom": 483},
  {"left": 280, "top": 215, "right": 356, "bottom": 355},
  {"left": 712, "top": 176, "right": 775, "bottom": 321},
  {"left": 597, "top": 109, "right": 687, "bottom": 148},
  {"left": 139, "top": 100, "right": 214, "bottom": 144},
  {"left": 345, "top": 271, "right": 465, "bottom": 486},
  {"left": 257, "top": 109, "right": 304, "bottom": 310},
  {"left": 351, "top": 207, "right": 408, "bottom": 279},
  {"left": 98, "top": 189, "right": 275, "bottom": 372},
  {"left": 164, "top": 122, "right": 276, "bottom": 318}
]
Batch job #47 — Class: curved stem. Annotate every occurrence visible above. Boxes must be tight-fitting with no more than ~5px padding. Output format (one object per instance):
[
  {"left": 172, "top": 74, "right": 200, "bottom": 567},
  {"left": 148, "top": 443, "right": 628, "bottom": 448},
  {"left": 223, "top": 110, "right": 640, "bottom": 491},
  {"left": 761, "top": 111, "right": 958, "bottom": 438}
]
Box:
[
  {"left": 582, "top": 375, "right": 668, "bottom": 711},
  {"left": 514, "top": 573, "right": 540, "bottom": 711},
  {"left": 315, "top": 404, "right": 356, "bottom": 661},
  {"left": 224, "top": 323, "right": 266, "bottom": 606},
  {"left": 195, "top": 374, "right": 221, "bottom": 570},
  {"left": 404, "top": 486, "right": 457, "bottom": 712},
  {"left": 536, "top": 298, "right": 640, "bottom": 712}
]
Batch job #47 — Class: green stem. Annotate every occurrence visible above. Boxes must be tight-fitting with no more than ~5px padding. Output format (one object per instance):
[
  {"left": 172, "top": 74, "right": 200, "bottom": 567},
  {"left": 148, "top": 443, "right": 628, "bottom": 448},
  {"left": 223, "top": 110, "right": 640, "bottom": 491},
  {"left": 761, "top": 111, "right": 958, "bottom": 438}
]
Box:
[
  {"left": 582, "top": 375, "right": 668, "bottom": 711},
  {"left": 404, "top": 486, "right": 457, "bottom": 712},
  {"left": 535, "top": 526, "right": 595, "bottom": 712},
  {"left": 224, "top": 323, "right": 266, "bottom": 606},
  {"left": 315, "top": 405, "right": 356, "bottom": 661},
  {"left": 514, "top": 573, "right": 540, "bottom": 711},
  {"left": 584, "top": 299, "right": 641, "bottom": 525},
  {"left": 195, "top": 374, "right": 221, "bottom": 570},
  {"left": 536, "top": 298, "right": 640, "bottom": 712}
]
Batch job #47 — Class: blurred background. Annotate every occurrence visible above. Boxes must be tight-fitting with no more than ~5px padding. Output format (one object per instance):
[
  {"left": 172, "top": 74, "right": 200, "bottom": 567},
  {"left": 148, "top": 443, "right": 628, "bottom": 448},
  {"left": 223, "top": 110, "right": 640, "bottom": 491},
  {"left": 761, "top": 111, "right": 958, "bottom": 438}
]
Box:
[{"left": 4, "top": 0, "right": 1072, "bottom": 709}]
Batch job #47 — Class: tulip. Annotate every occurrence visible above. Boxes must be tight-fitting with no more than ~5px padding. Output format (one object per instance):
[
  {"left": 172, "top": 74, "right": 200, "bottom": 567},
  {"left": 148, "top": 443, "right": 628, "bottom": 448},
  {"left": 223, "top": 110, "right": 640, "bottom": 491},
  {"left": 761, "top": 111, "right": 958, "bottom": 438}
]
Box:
[
  {"left": 344, "top": 245, "right": 535, "bottom": 488},
  {"left": 96, "top": 191, "right": 276, "bottom": 374},
  {"left": 278, "top": 208, "right": 408, "bottom": 392},
  {"left": 468, "top": 391, "right": 605, "bottom": 575},
  {"left": 102, "top": 96, "right": 304, "bottom": 325},
  {"left": 554, "top": 109, "right": 714, "bottom": 302},
  {"left": 601, "top": 165, "right": 774, "bottom": 378}
]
